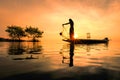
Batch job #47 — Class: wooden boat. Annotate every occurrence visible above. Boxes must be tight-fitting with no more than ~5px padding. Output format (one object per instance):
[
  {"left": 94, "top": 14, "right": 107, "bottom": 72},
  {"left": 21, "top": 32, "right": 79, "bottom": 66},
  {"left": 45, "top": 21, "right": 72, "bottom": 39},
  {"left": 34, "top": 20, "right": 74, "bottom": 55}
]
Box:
[{"left": 63, "top": 37, "right": 109, "bottom": 44}]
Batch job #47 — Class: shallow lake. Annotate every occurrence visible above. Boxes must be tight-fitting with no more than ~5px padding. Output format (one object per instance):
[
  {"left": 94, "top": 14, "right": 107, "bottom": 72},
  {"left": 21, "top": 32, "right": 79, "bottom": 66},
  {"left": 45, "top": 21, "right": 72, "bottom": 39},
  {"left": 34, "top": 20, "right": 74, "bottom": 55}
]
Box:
[{"left": 0, "top": 40, "right": 120, "bottom": 80}]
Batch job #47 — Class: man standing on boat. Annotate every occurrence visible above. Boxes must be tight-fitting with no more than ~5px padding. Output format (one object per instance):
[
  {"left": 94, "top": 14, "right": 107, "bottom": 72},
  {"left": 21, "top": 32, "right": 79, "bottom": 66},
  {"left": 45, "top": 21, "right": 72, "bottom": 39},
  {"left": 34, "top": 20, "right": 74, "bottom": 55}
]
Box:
[{"left": 62, "top": 18, "right": 74, "bottom": 41}]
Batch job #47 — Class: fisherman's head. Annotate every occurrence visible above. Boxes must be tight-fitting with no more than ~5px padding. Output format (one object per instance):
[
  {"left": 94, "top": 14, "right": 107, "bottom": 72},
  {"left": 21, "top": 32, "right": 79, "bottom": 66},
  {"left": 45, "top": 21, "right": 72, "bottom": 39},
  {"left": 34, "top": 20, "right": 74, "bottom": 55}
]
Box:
[{"left": 69, "top": 18, "right": 72, "bottom": 22}]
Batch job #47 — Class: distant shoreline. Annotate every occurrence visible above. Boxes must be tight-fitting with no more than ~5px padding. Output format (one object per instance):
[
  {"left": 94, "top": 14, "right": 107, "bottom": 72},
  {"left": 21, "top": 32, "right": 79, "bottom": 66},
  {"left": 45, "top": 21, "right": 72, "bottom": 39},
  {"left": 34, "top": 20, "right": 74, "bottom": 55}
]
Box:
[{"left": 0, "top": 37, "right": 40, "bottom": 42}]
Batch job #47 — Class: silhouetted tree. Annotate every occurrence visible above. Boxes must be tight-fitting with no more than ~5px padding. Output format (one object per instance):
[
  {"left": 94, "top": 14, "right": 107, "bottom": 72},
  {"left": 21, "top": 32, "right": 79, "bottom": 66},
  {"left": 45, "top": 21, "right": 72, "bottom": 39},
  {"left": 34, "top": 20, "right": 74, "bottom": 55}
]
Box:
[
  {"left": 5, "top": 25, "right": 26, "bottom": 41},
  {"left": 25, "top": 26, "right": 43, "bottom": 41}
]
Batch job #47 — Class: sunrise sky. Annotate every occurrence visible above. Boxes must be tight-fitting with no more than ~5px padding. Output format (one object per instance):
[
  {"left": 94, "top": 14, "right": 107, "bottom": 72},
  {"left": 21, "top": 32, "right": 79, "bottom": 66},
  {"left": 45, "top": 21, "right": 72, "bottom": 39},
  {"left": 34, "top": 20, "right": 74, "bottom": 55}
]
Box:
[{"left": 0, "top": 0, "right": 120, "bottom": 41}]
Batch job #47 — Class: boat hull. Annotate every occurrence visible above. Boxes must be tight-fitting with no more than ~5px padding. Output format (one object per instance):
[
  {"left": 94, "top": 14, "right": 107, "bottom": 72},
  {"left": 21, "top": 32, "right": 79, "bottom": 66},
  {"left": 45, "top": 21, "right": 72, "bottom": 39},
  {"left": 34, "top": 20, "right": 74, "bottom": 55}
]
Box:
[{"left": 63, "top": 38, "right": 109, "bottom": 44}]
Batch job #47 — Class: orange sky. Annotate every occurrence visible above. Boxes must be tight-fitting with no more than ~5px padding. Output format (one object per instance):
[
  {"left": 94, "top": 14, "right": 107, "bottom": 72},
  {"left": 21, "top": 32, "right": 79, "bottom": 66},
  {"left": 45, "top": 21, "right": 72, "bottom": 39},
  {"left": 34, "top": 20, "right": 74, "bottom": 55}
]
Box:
[{"left": 0, "top": 0, "right": 120, "bottom": 41}]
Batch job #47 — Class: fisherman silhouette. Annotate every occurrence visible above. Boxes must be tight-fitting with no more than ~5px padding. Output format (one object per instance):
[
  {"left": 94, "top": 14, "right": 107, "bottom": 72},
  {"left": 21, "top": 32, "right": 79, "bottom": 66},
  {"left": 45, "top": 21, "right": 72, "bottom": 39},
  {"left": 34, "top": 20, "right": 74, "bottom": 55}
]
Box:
[{"left": 62, "top": 18, "right": 74, "bottom": 41}]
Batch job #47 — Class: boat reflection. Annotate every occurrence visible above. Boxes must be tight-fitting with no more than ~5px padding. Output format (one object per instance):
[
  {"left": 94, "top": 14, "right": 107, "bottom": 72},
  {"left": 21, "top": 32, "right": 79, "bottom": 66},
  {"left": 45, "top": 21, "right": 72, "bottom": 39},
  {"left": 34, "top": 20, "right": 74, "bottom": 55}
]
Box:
[
  {"left": 8, "top": 42, "right": 43, "bottom": 60},
  {"left": 75, "top": 42, "right": 108, "bottom": 52},
  {"left": 60, "top": 42, "right": 109, "bottom": 67}
]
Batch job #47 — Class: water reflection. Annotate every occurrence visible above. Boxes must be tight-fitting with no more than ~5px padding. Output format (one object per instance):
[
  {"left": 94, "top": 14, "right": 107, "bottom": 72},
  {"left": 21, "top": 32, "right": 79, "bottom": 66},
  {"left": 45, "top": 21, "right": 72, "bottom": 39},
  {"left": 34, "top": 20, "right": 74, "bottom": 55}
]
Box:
[
  {"left": 26, "top": 42, "right": 42, "bottom": 54},
  {"left": 60, "top": 43, "right": 109, "bottom": 67},
  {"left": 8, "top": 42, "right": 25, "bottom": 55},
  {"left": 75, "top": 43, "right": 108, "bottom": 52},
  {"left": 7, "top": 42, "right": 43, "bottom": 60},
  {"left": 60, "top": 41, "right": 75, "bottom": 67},
  {"left": 69, "top": 41, "right": 74, "bottom": 67}
]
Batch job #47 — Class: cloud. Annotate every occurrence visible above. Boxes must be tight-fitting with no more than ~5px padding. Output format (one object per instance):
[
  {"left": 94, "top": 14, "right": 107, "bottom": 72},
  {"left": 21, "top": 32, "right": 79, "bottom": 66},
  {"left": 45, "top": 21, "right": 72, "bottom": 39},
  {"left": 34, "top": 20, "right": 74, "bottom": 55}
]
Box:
[
  {"left": 0, "top": 0, "right": 120, "bottom": 39},
  {"left": 0, "top": 0, "right": 119, "bottom": 18}
]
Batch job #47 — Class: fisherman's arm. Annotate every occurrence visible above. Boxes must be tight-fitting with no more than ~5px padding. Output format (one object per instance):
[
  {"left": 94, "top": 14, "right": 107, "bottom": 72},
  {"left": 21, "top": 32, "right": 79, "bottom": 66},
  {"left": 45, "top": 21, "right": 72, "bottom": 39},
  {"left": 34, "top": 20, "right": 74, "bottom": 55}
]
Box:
[{"left": 62, "top": 22, "right": 69, "bottom": 26}]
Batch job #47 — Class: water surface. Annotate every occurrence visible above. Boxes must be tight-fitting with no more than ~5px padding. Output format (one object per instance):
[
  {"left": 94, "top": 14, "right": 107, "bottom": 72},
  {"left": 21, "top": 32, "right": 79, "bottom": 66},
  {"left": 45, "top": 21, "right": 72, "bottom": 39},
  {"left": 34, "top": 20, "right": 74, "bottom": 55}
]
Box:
[{"left": 0, "top": 40, "right": 120, "bottom": 80}]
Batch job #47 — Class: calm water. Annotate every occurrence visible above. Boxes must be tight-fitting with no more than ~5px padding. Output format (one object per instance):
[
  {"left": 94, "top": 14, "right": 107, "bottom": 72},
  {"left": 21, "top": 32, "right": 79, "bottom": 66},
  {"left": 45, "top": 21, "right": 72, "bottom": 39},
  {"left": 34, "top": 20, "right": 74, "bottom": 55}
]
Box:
[{"left": 0, "top": 40, "right": 120, "bottom": 80}]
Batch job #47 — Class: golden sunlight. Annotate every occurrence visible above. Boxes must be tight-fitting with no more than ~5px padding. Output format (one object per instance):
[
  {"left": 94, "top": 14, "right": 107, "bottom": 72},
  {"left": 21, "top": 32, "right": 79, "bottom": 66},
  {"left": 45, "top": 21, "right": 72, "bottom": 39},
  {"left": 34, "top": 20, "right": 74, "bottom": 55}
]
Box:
[{"left": 74, "top": 33, "right": 78, "bottom": 39}]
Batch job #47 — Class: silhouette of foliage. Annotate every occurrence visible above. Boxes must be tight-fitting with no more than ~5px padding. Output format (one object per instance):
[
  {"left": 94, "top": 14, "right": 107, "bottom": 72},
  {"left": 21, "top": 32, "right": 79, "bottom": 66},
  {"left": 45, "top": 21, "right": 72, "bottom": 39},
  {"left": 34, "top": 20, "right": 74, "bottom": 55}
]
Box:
[
  {"left": 5, "top": 25, "right": 26, "bottom": 41},
  {"left": 25, "top": 26, "right": 43, "bottom": 41}
]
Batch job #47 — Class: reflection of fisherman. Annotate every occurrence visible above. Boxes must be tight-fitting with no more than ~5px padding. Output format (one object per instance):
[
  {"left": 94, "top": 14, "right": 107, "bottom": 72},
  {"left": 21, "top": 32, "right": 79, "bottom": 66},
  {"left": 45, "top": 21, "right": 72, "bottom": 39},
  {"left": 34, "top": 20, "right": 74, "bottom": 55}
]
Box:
[
  {"left": 62, "top": 18, "right": 74, "bottom": 40},
  {"left": 60, "top": 41, "right": 74, "bottom": 67},
  {"left": 69, "top": 41, "right": 74, "bottom": 67}
]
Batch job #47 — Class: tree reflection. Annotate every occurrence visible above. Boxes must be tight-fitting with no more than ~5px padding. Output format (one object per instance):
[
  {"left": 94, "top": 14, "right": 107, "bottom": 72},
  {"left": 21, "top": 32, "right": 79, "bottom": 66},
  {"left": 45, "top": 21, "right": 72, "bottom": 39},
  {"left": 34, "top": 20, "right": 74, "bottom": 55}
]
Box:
[
  {"left": 26, "top": 42, "right": 43, "bottom": 54},
  {"left": 8, "top": 42, "right": 43, "bottom": 60},
  {"left": 8, "top": 42, "right": 25, "bottom": 55}
]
